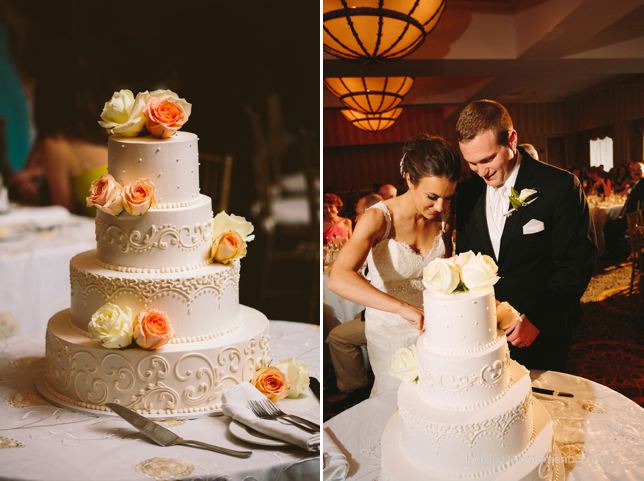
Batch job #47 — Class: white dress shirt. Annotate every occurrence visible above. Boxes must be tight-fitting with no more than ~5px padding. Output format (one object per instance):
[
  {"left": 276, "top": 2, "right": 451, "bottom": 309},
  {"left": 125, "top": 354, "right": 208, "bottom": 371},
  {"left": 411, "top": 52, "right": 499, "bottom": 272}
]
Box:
[{"left": 486, "top": 156, "right": 522, "bottom": 259}]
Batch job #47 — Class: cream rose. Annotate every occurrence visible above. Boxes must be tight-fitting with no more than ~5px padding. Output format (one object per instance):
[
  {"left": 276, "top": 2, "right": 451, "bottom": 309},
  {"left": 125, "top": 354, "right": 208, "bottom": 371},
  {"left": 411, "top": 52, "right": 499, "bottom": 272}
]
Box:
[
  {"left": 88, "top": 303, "right": 134, "bottom": 349},
  {"left": 496, "top": 300, "right": 520, "bottom": 330},
  {"left": 453, "top": 250, "right": 474, "bottom": 269},
  {"left": 423, "top": 258, "right": 460, "bottom": 294},
  {"left": 252, "top": 366, "right": 288, "bottom": 402},
  {"left": 98, "top": 90, "right": 148, "bottom": 137},
  {"left": 275, "top": 358, "right": 310, "bottom": 398},
  {"left": 460, "top": 252, "right": 500, "bottom": 291},
  {"left": 389, "top": 345, "right": 419, "bottom": 383},
  {"left": 212, "top": 211, "right": 255, "bottom": 241},
  {"left": 133, "top": 309, "right": 175, "bottom": 350},
  {"left": 210, "top": 212, "right": 255, "bottom": 264},
  {"left": 86, "top": 174, "right": 123, "bottom": 215},
  {"left": 518, "top": 188, "right": 538, "bottom": 203},
  {"left": 122, "top": 179, "right": 155, "bottom": 216},
  {"left": 144, "top": 90, "right": 192, "bottom": 138}
]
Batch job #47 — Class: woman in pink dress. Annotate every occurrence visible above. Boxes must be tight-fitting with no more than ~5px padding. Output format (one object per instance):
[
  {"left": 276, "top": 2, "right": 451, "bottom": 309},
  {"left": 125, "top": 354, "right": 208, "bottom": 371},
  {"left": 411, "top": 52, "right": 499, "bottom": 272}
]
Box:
[{"left": 323, "top": 192, "right": 353, "bottom": 245}]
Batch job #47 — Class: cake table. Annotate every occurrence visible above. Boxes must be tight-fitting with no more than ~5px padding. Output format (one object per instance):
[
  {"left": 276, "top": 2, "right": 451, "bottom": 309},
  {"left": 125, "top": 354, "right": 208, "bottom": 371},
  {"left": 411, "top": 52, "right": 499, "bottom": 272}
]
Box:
[
  {"left": 0, "top": 320, "right": 320, "bottom": 481},
  {"left": 324, "top": 370, "right": 644, "bottom": 481}
]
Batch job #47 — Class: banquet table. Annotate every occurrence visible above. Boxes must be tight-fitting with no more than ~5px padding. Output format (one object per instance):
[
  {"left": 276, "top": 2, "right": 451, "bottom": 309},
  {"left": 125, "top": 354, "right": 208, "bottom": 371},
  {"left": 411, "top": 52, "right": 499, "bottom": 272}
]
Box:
[
  {"left": 0, "top": 320, "right": 320, "bottom": 481},
  {"left": 0, "top": 205, "right": 95, "bottom": 337},
  {"left": 587, "top": 196, "right": 625, "bottom": 256},
  {"left": 324, "top": 370, "right": 644, "bottom": 481}
]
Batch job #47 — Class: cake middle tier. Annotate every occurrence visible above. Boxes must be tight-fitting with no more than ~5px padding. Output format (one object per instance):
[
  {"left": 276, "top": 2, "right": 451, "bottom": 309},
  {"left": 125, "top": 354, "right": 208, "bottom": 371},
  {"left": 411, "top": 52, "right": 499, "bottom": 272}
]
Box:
[
  {"left": 96, "top": 194, "right": 213, "bottom": 270},
  {"left": 70, "top": 250, "right": 239, "bottom": 341},
  {"left": 416, "top": 333, "right": 512, "bottom": 410}
]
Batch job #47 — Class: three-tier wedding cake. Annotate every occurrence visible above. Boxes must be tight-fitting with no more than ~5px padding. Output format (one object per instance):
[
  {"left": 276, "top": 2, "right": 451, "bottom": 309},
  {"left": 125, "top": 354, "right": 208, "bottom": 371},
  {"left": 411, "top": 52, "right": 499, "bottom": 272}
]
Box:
[
  {"left": 381, "top": 252, "right": 563, "bottom": 480},
  {"left": 37, "top": 90, "right": 270, "bottom": 417}
]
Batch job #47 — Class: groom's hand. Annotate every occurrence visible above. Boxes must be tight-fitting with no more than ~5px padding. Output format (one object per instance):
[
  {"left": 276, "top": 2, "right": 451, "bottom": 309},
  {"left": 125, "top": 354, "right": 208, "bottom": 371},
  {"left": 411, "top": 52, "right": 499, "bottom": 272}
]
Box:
[{"left": 505, "top": 314, "right": 540, "bottom": 348}]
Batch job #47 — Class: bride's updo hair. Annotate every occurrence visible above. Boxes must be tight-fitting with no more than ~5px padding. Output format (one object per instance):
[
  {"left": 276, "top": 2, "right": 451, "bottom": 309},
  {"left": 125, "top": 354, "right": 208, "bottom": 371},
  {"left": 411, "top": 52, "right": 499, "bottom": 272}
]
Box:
[{"left": 400, "top": 134, "right": 461, "bottom": 185}]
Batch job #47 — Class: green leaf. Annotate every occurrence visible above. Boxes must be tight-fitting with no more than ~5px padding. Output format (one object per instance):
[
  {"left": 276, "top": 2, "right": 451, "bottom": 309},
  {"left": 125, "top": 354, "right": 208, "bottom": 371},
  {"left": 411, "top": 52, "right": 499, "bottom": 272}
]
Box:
[
  {"left": 510, "top": 186, "right": 520, "bottom": 198},
  {"left": 509, "top": 197, "right": 522, "bottom": 209}
]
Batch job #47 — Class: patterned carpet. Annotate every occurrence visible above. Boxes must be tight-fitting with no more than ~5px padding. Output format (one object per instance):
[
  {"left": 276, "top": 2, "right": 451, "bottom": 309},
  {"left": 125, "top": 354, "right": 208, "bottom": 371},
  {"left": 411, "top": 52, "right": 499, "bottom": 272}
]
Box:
[{"left": 567, "top": 261, "right": 643, "bottom": 406}]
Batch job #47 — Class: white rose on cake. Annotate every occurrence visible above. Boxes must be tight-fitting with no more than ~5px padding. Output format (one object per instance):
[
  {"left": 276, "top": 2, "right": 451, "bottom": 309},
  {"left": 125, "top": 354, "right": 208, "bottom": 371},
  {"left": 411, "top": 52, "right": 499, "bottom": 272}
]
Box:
[
  {"left": 275, "top": 358, "right": 310, "bottom": 398},
  {"left": 422, "top": 258, "right": 460, "bottom": 294},
  {"left": 460, "top": 252, "right": 499, "bottom": 291},
  {"left": 98, "top": 90, "right": 148, "bottom": 137},
  {"left": 88, "top": 303, "right": 134, "bottom": 349},
  {"left": 389, "top": 345, "right": 419, "bottom": 383}
]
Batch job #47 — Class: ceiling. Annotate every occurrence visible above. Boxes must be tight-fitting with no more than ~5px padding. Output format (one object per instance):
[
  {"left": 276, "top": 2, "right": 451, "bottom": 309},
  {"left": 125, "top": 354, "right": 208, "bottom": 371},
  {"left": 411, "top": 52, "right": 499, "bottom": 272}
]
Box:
[{"left": 323, "top": 0, "right": 644, "bottom": 108}]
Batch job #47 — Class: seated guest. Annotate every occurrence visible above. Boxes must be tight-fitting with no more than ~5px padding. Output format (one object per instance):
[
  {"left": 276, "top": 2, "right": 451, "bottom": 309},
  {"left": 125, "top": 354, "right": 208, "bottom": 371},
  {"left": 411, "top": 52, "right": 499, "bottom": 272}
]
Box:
[
  {"left": 588, "top": 167, "right": 613, "bottom": 197},
  {"left": 519, "top": 143, "right": 539, "bottom": 161},
  {"left": 377, "top": 183, "right": 397, "bottom": 200},
  {"left": 354, "top": 192, "right": 383, "bottom": 224},
  {"left": 323, "top": 192, "right": 353, "bottom": 244},
  {"left": 612, "top": 164, "right": 632, "bottom": 194}
]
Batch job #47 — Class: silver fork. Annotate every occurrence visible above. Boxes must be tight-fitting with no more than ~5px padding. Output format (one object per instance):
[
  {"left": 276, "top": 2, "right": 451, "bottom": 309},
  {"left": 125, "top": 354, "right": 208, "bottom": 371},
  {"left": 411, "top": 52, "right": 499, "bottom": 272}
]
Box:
[
  {"left": 248, "top": 400, "right": 318, "bottom": 433},
  {"left": 253, "top": 399, "right": 320, "bottom": 432}
]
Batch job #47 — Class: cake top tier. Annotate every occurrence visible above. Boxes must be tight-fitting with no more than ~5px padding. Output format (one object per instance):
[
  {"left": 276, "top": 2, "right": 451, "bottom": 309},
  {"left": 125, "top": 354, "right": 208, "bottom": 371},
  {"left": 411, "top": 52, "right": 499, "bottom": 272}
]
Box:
[{"left": 111, "top": 131, "right": 198, "bottom": 145}]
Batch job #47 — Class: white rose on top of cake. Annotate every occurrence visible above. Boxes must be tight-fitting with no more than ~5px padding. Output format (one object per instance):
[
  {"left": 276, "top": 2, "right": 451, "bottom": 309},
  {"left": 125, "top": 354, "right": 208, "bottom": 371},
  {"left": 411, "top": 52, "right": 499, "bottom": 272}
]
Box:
[
  {"left": 37, "top": 89, "right": 272, "bottom": 417},
  {"left": 381, "top": 251, "right": 563, "bottom": 481}
]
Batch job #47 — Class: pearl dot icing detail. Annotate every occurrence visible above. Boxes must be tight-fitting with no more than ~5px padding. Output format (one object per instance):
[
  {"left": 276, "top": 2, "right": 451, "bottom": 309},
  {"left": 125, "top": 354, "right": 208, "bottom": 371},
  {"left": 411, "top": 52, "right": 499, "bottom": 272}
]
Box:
[
  {"left": 176, "top": 158, "right": 180, "bottom": 162},
  {"left": 155, "top": 148, "right": 161, "bottom": 153}
]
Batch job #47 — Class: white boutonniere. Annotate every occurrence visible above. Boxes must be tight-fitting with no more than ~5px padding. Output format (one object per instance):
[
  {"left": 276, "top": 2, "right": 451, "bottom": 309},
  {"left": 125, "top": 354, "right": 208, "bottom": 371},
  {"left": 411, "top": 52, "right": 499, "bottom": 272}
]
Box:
[{"left": 505, "top": 187, "right": 539, "bottom": 217}]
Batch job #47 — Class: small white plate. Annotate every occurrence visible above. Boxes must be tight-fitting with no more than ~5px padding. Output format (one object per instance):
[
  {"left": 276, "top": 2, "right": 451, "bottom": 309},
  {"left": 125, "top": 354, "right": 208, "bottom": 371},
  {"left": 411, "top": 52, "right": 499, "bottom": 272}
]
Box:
[{"left": 228, "top": 420, "right": 290, "bottom": 447}]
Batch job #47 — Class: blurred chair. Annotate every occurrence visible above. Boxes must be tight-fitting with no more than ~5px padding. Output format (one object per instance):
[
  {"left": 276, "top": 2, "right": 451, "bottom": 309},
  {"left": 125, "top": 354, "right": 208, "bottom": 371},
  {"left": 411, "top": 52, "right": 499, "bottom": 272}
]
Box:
[
  {"left": 199, "top": 153, "right": 233, "bottom": 213},
  {"left": 245, "top": 104, "right": 319, "bottom": 323},
  {"left": 626, "top": 209, "right": 644, "bottom": 295}
]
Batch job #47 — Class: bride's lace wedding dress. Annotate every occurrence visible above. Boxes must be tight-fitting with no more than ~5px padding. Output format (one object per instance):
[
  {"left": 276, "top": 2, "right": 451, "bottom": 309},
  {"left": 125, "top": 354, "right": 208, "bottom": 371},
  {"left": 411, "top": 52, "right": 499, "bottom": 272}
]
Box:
[{"left": 365, "top": 202, "right": 448, "bottom": 396}]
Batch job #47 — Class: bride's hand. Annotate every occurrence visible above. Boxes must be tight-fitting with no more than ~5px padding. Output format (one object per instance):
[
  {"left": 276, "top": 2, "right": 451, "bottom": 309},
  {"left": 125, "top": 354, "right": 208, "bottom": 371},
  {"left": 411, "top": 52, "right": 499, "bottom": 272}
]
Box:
[{"left": 397, "top": 303, "right": 424, "bottom": 332}]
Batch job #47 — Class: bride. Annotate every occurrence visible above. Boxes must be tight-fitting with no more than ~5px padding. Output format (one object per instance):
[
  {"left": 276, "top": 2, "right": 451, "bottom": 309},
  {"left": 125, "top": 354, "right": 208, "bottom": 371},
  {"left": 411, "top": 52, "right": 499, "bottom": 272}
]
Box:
[{"left": 328, "top": 134, "right": 461, "bottom": 396}]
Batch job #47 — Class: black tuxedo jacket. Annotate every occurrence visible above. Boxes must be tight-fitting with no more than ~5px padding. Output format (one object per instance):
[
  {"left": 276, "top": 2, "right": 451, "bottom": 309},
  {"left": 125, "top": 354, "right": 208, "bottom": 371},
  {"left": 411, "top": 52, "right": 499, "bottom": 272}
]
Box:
[{"left": 456, "top": 149, "right": 597, "bottom": 334}]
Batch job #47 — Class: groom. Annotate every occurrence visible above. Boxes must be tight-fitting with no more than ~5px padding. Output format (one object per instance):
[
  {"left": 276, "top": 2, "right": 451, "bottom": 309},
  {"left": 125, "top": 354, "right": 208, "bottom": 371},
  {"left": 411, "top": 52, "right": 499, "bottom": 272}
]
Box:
[{"left": 455, "top": 99, "right": 596, "bottom": 371}]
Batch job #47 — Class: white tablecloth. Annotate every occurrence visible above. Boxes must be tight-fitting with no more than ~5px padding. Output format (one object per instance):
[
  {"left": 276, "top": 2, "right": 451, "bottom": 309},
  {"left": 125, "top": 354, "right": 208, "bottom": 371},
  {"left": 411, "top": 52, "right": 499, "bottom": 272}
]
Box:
[
  {"left": 0, "top": 320, "right": 320, "bottom": 481},
  {"left": 0, "top": 206, "right": 95, "bottom": 337},
  {"left": 324, "top": 370, "right": 644, "bottom": 481},
  {"left": 588, "top": 200, "right": 624, "bottom": 256},
  {"left": 323, "top": 275, "right": 364, "bottom": 324}
]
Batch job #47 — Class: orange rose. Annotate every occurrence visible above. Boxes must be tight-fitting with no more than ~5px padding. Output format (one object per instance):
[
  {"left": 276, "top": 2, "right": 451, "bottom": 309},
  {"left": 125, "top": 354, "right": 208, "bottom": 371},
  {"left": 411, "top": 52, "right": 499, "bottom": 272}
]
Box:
[
  {"left": 210, "top": 231, "right": 247, "bottom": 264},
  {"left": 145, "top": 97, "right": 189, "bottom": 138},
  {"left": 122, "top": 179, "right": 155, "bottom": 216},
  {"left": 86, "top": 174, "right": 123, "bottom": 215},
  {"left": 252, "top": 366, "right": 288, "bottom": 402},
  {"left": 496, "top": 300, "right": 520, "bottom": 330},
  {"left": 133, "top": 309, "right": 174, "bottom": 350}
]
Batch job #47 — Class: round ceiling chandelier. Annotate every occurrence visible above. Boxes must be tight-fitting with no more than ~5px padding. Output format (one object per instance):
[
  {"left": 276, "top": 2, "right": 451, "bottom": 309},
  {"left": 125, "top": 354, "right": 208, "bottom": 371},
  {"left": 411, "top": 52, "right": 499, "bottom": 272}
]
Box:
[
  {"left": 324, "top": 76, "right": 414, "bottom": 114},
  {"left": 323, "top": 0, "right": 446, "bottom": 63},
  {"left": 340, "top": 107, "right": 403, "bottom": 132}
]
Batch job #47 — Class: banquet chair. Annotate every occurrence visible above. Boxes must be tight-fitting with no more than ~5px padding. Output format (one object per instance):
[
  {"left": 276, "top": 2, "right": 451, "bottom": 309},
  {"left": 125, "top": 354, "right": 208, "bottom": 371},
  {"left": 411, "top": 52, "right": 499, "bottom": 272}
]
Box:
[
  {"left": 626, "top": 209, "right": 644, "bottom": 295},
  {"left": 245, "top": 105, "right": 319, "bottom": 324},
  {"left": 199, "top": 153, "right": 233, "bottom": 214}
]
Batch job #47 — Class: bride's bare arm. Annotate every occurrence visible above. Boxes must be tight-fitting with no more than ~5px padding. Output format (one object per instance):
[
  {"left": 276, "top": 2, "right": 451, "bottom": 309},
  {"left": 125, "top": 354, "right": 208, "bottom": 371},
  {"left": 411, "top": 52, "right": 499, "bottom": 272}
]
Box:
[{"left": 328, "top": 209, "right": 424, "bottom": 328}]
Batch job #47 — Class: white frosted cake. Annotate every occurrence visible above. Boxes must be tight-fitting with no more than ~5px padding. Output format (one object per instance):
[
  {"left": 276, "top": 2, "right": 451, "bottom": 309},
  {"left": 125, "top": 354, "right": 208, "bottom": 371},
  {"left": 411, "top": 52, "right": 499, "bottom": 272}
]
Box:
[
  {"left": 37, "top": 90, "right": 270, "bottom": 416},
  {"left": 380, "top": 254, "right": 563, "bottom": 480}
]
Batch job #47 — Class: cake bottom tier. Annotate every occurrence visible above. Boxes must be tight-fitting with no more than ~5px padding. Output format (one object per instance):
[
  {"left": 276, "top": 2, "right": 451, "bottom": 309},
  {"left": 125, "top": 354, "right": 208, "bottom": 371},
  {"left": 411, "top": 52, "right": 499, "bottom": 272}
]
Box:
[
  {"left": 381, "top": 399, "right": 564, "bottom": 481},
  {"left": 36, "top": 306, "right": 270, "bottom": 418}
]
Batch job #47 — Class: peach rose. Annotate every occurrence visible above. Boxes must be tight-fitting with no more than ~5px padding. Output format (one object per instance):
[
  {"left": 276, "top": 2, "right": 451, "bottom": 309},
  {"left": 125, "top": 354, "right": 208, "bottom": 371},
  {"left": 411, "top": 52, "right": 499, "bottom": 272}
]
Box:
[
  {"left": 86, "top": 174, "right": 124, "bottom": 215},
  {"left": 122, "top": 179, "right": 155, "bottom": 216},
  {"left": 252, "top": 366, "right": 288, "bottom": 402},
  {"left": 145, "top": 96, "right": 191, "bottom": 138},
  {"left": 133, "top": 309, "right": 174, "bottom": 350},
  {"left": 496, "top": 300, "right": 520, "bottom": 330},
  {"left": 210, "top": 231, "right": 247, "bottom": 264}
]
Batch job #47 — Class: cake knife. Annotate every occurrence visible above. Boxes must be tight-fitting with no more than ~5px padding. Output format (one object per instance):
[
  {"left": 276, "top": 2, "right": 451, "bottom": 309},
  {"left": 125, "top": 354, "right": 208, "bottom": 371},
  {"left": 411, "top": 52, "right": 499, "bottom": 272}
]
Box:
[
  {"left": 531, "top": 387, "right": 574, "bottom": 398},
  {"left": 106, "top": 403, "right": 252, "bottom": 458}
]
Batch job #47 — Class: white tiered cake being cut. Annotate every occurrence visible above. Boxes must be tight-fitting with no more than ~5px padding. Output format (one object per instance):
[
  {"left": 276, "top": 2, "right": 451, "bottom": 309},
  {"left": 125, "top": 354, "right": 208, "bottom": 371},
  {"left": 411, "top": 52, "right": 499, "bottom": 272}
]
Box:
[
  {"left": 380, "top": 252, "right": 563, "bottom": 481},
  {"left": 37, "top": 90, "right": 270, "bottom": 417}
]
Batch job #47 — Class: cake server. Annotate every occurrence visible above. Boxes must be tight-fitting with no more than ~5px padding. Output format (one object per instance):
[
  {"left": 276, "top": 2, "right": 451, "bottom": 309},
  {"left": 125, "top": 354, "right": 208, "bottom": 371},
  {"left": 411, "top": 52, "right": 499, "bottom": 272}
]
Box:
[
  {"left": 531, "top": 387, "right": 574, "bottom": 398},
  {"left": 106, "top": 403, "right": 252, "bottom": 458}
]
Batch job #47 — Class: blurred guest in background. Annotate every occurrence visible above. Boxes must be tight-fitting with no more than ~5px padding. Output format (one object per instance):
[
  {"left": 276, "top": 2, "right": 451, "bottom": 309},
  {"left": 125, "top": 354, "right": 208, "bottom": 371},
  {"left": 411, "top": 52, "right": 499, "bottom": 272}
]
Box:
[
  {"left": 519, "top": 143, "right": 539, "bottom": 161},
  {"left": 354, "top": 192, "right": 383, "bottom": 225},
  {"left": 588, "top": 167, "right": 613, "bottom": 197},
  {"left": 377, "top": 183, "right": 397, "bottom": 200},
  {"left": 612, "top": 163, "right": 634, "bottom": 194},
  {"left": 324, "top": 192, "right": 353, "bottom": 244}
]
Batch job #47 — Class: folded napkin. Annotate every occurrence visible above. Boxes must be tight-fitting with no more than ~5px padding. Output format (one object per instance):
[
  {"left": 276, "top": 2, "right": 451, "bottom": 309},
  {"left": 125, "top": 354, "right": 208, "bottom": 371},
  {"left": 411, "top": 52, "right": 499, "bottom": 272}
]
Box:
[
  {"left": 323, "top": 429, "right": 349, "bottom": 481},
  {"left": 222, "top": 382, "right": 320, "bottom": 451}
]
